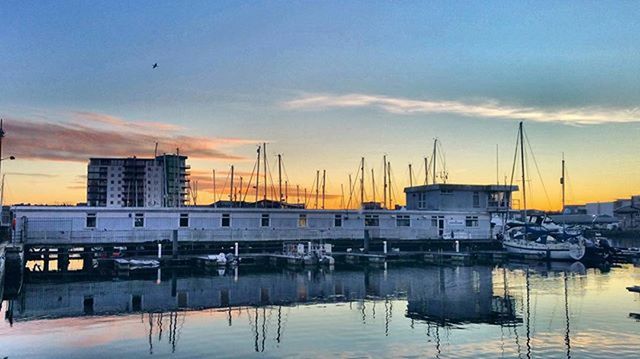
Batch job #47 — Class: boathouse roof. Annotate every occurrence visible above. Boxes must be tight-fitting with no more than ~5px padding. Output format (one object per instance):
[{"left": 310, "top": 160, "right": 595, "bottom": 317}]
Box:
[{"left": 404, "top": 184, "right": 518, "bottom": 193}]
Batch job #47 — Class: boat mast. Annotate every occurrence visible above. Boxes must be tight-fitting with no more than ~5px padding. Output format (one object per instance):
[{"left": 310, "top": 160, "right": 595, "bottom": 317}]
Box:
[
  {"left": 360, "top": 157, "right": 365, "bottom": 208},
  {"left": 255, "top": 145, "right": 260, "bottom": 207},
  {"left": 519, "top": 122, "right": 527, "bottom": 230},
  {"left": 315, "top": 170, "right": 320, "bottom": 209},
  {"left": 408, "top": 163, "right": 413, "bottom": 187},
  {"left": 371, "top": 168, "right": 376, "bottom": 204},
  {"left": 561, "top": 153, "right": 566, "bottom": 229},
  {"left": 230, "top": 165, "right": 235, "bottom": 207},
  {"left": 387, "top": 161, "right": 392, "bottom": 209},
  {"left": 212, "top": 169, "right": 217, "bottom": 207},
  {"left": 278, "top": 154, "right": 283, "bottom": 203},
  {"left": 432, "top": 139, "right": 437, "bottom": 184},
  {"left": 424, "top": 156, "right": 429, "bottom": 185},
  {"left": 561, "top": 153, "right": 565, "bottom": 212},
  {"left": 263, "top": 143, "right": 267, "bottom": 205},
  {"left": 383, "top": 155, "right": 387, "bottom": 209},
  {"left": 321, "top": 169, "right": 326, "bottom": 209}
]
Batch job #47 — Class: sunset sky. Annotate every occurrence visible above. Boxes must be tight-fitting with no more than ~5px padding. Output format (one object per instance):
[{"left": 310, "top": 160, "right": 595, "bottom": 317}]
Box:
[{"left": 1, "top": 1, "right": 639, "bottom": 210}]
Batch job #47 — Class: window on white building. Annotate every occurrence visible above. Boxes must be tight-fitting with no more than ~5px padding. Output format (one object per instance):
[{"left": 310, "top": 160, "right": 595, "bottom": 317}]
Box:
[
  {"left": 396, "top": 215, "right": 410, "bottom": 227},
  {"left": 180, "top": 213, "right": 189, "bottom": 227},
  {"left": 86, "top": 213, "right": 96, "bottom": 228},
  {"left": 134, "top": 213, "right": 144, "bottom": 227},
  {"left": 365, "top": 215, "right": 379, "bottom": 227},
  {"left": 298, "top": 214, "right": 307, "bottom": 227},
  {"left": 261, "top": 214, "right": 270, "bottom": 227},
  {"left": 334, "top": 215, "right": 343, "bottom": 227},
  {"left": 473, "top": 192, "right": 480, "bottom": 208},
  {"left": 221, "top": 214, "right": 231, "bottom": 227}
]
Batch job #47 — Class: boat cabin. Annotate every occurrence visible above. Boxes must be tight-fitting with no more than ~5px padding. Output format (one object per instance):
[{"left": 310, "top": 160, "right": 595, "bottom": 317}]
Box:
[{"left": 404, "top": 184, "right": 517, "bottom": 212}]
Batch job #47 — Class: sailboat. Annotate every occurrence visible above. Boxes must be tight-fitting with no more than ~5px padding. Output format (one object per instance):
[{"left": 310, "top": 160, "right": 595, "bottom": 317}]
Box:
[{"left": 501, "top": 122, "right": 587, "bottom": 261}]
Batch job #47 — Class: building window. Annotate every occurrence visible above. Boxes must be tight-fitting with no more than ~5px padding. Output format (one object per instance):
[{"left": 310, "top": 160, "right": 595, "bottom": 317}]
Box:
[
  {"left": 134, "top": 213, "right": 144, "bottom": 227},
  {"left": 334, "top": 215, "right": 343, "bottom": 227},
  {"left": 221, "top": 213, "right": 231, "bottom": 227},
  {"left": 396, "top": 215, "right": 410, "bottom": 227},
  {"left": 365, "top": 215, "right": 379, "bottom": 227},
  {"left": 298, "top": 214, "right": 307, "bottom": 227},
  {"left": 418, "top": 192, "right": 427, "bottom": 209},
  {"left": 86, "top": 213, "right": 96, "bottom": 228},
  {"left": 441, "top": 189, "right": 453, "bottom": 195},
  {"left": 261, "top": 213, "right": 270, "bottom": 227},
  {"left": 473, "top": 192, "right": 480, "bottom": 208},
  {"left": 179, "top": 213, "right": 189, "bottom": 227},
  {"left": 466, "top": 216, "right": 479, "bottom": 227}
]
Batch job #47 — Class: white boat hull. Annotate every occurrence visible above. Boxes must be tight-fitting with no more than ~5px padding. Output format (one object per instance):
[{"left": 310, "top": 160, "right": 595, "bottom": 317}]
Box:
[{"left": 503, "top": 240, "right": 585, "bottom": 261}]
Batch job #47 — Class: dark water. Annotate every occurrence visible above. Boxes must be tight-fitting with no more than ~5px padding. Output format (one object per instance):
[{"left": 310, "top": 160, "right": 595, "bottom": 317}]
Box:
[{"left": 1, "top": 262, "right": 639, "bottom": 358}]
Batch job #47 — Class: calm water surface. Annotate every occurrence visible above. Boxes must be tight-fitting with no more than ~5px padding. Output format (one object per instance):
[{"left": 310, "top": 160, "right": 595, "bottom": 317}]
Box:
[{"left": 1, "top": 262, "right": 639, "bottom": 358}]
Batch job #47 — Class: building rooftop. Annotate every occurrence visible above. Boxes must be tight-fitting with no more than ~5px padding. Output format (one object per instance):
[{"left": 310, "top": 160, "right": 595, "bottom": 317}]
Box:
[{"left": 404, "top": 183, "right": 518, "bottom": 193}]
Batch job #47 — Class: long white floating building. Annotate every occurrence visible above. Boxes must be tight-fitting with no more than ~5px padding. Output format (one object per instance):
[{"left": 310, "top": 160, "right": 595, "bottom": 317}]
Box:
[{"left": 11, "top": 184, "right": 516, "bottom": 246}]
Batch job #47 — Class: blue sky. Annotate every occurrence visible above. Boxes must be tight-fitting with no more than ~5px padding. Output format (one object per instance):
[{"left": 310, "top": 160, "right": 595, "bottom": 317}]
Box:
[{"left": 1, "top": 1, "right": 639, "bottom": 208}]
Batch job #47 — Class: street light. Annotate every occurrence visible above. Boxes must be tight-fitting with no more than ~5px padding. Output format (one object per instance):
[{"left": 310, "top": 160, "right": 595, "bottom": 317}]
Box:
[{"left": 0, "top": 156, "right": 15, "bottom": 161}]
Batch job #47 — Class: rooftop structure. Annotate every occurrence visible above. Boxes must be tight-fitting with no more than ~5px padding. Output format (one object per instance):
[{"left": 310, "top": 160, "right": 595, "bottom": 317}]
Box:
[
  {"left": 404, "top": 184, "right": 518, "bottom": 212},
  {"left": 87, "top": 154, "right": 189, "bottom": 208}
]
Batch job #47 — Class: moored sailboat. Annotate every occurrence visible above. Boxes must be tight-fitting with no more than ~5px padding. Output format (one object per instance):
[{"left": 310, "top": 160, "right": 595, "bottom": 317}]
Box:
[{"left": 501, "top": 122, "right": 586, "bottom": 261}]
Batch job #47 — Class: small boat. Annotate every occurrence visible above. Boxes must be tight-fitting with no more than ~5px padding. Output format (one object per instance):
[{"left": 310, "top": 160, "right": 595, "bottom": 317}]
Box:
[{"left": 627, "top": 286, "right": 640, "bottom": 293}]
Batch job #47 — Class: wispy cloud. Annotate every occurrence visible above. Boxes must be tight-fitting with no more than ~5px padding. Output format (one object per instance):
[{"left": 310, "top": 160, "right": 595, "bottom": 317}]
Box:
[
  {"left": 5, "top": 172, "right": 58, "bottom": 178},
  {"left": 283, "top": 93, "right": 640, "bottom": 125},
  {"left": 3, "top": 112, "right": 255, "bottom": 162}
]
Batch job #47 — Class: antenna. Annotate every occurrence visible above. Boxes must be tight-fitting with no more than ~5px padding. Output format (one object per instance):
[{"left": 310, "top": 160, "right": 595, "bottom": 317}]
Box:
[{"left": 154, "top": 142, "right": 158, "bottom": 158}]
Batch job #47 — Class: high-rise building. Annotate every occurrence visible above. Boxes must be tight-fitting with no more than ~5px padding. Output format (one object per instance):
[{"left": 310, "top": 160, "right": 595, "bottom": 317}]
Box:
[{"left": 86, "top": 154, "right": 189, "bottom": 207}]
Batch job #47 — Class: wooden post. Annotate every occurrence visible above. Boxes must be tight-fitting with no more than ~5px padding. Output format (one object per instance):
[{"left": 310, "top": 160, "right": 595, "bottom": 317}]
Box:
[{"left": 172, "top": 230, "right": 178, "bottom": 259}]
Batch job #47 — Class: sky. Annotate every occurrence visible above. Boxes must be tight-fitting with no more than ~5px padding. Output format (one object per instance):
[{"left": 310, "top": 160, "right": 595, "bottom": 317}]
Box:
[{"left": 1, "top": 0, "right": 639, "bottom": 210}]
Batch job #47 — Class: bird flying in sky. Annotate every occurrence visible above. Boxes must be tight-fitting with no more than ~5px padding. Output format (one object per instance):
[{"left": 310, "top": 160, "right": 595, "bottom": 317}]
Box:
[{"left": 152, "top": 63, "right": 158, "bottom": 69}]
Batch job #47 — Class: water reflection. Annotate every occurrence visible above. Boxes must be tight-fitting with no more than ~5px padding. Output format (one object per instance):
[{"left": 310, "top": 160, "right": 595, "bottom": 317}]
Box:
[{"left": 1, "top": 262, "right": 639, "bottom": 358}]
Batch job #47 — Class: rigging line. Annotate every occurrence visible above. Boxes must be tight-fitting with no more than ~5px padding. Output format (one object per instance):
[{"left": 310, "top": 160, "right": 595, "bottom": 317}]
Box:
[
  {"left": 241, "top": 160, "right": 258, "bottom": 203},
  {"left": 267, "top": 156, "right": 278, "bottom": 204},
  {"left": 305, "top": 173, "right": 317, "bottom": 208},
  {"left": 524, "top": 130, "right": 552, "bottom": 209},
  {"left": 346, "top": 160, "right": 363, "bottom": 209},
  {"left": 219, "top": 170, "right": 231, "bottom": 203},
  {"left": 509, "top": 129, "right": 520, "bottom": 191}
]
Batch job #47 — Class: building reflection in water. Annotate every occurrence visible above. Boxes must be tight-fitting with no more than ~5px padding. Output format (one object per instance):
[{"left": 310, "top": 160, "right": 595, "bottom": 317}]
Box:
[{"left": 3, "top": 263, "right": 602, "bottom": 355}]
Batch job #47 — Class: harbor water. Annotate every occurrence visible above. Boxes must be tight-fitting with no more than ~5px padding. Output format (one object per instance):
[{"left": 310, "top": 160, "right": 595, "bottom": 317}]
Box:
[{"left": 0, "top": 262, "right": 639, "bottom": 358}]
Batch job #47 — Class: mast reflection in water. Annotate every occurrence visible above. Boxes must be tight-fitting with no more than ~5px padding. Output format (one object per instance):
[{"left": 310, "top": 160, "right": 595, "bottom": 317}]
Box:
[{"left": 1, "top": 263, "right": 639, "bottom": 358}]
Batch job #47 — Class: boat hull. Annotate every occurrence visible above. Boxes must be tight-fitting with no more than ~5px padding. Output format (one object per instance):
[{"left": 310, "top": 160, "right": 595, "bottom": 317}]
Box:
[{"left": 502, "top": 240, "right": 585, "bottom": 261}]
